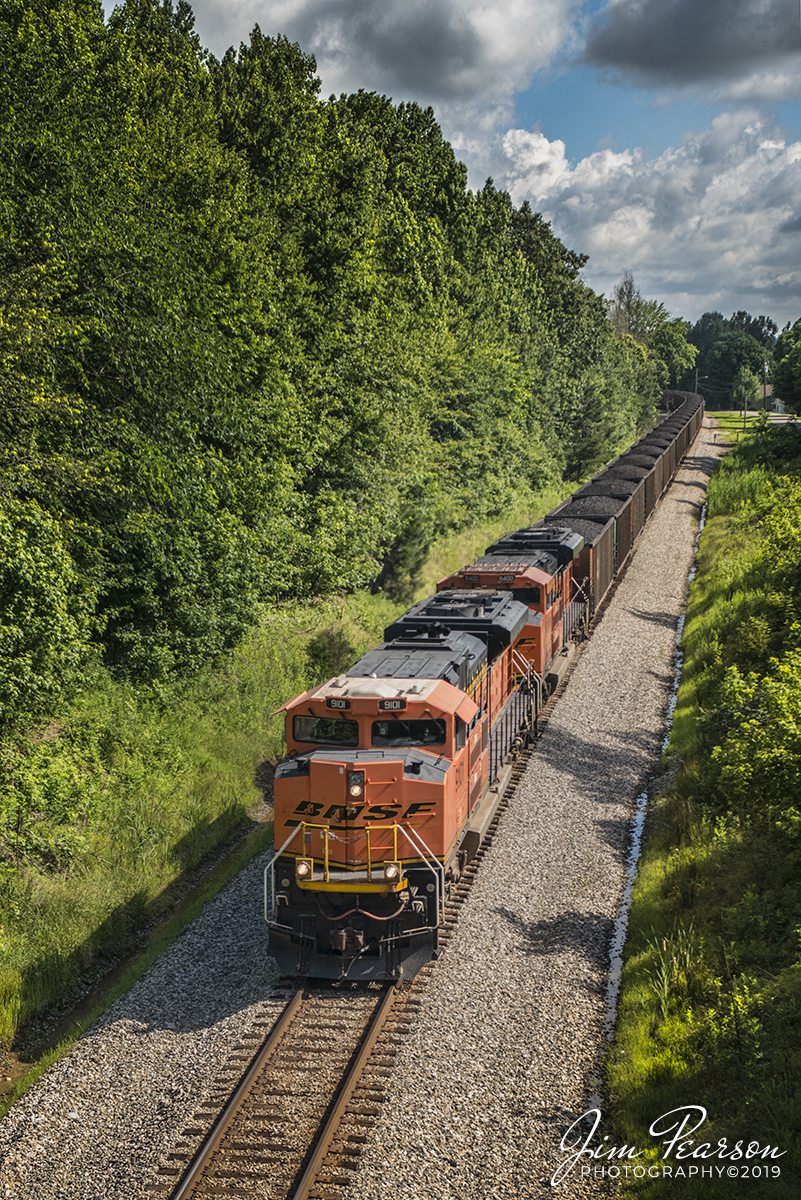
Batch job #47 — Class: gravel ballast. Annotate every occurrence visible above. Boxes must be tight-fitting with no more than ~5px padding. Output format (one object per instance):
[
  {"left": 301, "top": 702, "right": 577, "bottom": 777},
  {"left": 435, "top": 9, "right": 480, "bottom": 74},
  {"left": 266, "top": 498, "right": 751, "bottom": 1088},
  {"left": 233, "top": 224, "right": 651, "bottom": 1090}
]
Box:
[
  {"left": 0, "top": 859, "right": 286, "bottom": 1200},
  {"left": 0, "top": 422, "right": 719, "bottom": 1200}
]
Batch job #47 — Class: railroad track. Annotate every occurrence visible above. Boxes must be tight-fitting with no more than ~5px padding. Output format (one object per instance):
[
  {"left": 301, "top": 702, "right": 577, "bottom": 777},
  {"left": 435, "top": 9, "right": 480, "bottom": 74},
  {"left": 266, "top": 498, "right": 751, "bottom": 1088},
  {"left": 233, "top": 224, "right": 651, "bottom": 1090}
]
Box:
[
  {"left": 149, "top": 631, "right": 595, "bottom": 1200},
  {"left": 148, "top": 982, "right": 422, "bottom": 1200}
]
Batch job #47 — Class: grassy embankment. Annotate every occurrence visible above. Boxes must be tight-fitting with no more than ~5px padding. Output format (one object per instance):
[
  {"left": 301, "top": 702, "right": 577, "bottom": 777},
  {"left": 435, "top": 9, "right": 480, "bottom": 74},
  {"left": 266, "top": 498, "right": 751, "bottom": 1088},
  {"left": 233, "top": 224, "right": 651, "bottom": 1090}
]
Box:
[
  {"left": 607, "top": 416, "right": 801, "bottom": 1196},
  {"left": 0, "top": 482, "right": 571, "bottom": 1098}
]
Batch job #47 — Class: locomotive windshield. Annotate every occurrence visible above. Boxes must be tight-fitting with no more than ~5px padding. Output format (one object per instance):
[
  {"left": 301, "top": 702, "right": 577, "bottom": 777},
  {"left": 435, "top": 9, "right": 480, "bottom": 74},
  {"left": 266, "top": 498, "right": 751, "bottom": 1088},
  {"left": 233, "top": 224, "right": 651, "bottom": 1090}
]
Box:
[
  {"left": 371, "top": 719, "right": 446, "bottom": 747},
  {"left": 293, "top": 715, "right": 359, "bottom": 746},
  {"left": 512, "top": 587, "right": 541, "bottom": 607}
]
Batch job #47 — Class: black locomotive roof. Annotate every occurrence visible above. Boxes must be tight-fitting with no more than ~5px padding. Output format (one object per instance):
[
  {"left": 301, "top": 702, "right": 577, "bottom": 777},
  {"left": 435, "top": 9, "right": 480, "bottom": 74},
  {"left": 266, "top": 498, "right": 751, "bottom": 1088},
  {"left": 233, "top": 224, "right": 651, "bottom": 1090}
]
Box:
[
  {"left": 385, "top": 589, "right": 530, "bottom": 660},
  {"left": 348, "top": 629, "right": 487, "bottom": 692},
  {"left": 484, "top": 525, "right": 583, "bottom": 567},
  {"left": 473, "top": 550, "right": 558, "bottom": 574}
]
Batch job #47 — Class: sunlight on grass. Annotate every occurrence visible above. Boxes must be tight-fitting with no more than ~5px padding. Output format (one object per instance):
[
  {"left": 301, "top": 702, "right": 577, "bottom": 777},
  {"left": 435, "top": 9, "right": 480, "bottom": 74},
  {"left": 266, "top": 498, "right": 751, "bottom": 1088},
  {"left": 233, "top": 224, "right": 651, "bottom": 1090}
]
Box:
[{"left": 607, "top": 423, "right": 801, "bottom": 1198}]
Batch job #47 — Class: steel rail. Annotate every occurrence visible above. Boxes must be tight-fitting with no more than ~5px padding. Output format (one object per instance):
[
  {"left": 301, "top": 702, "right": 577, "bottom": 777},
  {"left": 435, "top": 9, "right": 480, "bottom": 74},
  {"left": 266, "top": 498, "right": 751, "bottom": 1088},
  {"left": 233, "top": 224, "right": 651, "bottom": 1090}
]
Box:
[
  {"left": 170, "top": 988, "right": 304, "bottom": 1200},
  {"left": 289, "top": 983, "right": 397, "bottom": 1200}
]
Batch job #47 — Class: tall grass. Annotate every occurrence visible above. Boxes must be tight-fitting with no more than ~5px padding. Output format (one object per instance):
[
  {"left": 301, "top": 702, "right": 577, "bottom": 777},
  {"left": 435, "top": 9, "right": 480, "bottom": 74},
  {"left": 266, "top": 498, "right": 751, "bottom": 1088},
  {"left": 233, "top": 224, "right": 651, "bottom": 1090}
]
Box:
[
  {"left": 606, "top": 425, "right": 801, "bottom": 1197},
  {"left": 0, "top": 594, "right": 397, "bottom": 1047}
]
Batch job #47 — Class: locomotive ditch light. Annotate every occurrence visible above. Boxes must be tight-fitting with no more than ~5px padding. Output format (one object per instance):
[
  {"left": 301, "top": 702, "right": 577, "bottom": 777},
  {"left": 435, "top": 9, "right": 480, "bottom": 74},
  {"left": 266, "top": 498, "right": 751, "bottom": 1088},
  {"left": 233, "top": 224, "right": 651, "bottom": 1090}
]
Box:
[
  {"left": 383, "top": 861, "right": 401, "bottom": 884},
  {"left": 348, "top": 770, "right": 365, "bottom": 798},
  {"left": 295, "top": 858, "right": 313, "bottom": 881}
]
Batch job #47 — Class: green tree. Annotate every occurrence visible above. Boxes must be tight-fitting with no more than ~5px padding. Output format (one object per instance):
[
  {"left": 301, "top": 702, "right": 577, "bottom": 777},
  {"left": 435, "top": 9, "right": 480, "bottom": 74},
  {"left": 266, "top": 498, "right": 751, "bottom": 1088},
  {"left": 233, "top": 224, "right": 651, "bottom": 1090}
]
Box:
[
  {"left": 607, "top": 273, "right": 696, "bottom": 387},
  {"left": 729, "top": 310, "right": 778, "bottom": 349},
  {"left": 706, "top": 331, "right": 768, "bottom": 408},
  {"left": 732, "top": 364, "right": 761, "bottom": 411},
  {"left": 0, "top": 499, "right": 94, "bottom": 730},
  {"left": 773, "top": 318, "right": 801, "bottom": 414}
]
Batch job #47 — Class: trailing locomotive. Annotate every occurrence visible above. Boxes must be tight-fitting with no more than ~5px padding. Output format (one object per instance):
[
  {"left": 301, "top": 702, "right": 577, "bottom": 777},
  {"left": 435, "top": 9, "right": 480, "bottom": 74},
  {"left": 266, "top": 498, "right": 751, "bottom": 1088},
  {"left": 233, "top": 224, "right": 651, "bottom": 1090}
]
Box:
[{"left": 264, "top": 395, "right": 704, "bottom": 980}]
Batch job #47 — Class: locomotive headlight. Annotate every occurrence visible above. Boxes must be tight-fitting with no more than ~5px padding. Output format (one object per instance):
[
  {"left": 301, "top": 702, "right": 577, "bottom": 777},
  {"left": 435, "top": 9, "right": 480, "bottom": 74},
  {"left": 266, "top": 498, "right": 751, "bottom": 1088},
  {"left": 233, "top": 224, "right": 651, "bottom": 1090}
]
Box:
[
  {"left": 347, "top": 770, "right": 365, "bottom": 798},
  {"left": 383, "top": 861, "right": 401, "bottom": 883},
  {"left": 295, "top": 858, "right": 313, "bottom": 881}
]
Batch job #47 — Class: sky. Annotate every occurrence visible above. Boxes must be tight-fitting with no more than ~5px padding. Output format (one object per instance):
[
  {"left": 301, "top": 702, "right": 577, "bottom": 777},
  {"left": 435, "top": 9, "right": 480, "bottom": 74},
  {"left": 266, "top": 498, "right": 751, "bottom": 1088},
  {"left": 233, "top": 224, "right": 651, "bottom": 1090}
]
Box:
[{"left": 106, "top": 0, "right": 801, "bottom": 328}]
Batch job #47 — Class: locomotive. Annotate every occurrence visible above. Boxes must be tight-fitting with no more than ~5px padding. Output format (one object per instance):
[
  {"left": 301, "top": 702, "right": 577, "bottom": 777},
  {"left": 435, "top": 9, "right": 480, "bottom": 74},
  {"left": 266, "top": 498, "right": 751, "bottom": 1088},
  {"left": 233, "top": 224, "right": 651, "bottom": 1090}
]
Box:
[{"left": 264, "top": 394, "right": 704, "bottom": 980}]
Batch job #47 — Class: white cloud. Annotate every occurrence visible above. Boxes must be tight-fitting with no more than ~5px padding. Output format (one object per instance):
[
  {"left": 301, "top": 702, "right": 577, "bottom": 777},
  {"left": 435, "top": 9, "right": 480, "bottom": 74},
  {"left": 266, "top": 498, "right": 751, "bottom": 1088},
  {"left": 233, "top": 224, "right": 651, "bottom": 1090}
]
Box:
[
  {"left": 183, "top": 0, "right": 584, "bottom": 102},
  {"left": 502, "top": 111, "right": 801, "bottom": 324}
]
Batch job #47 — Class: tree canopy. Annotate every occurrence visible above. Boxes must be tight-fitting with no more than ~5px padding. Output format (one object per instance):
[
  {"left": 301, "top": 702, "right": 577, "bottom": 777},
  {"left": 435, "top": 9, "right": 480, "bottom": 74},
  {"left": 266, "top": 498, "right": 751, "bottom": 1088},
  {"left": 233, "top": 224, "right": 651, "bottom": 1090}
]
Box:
[
  {"left": 0, "top": 0, "right": 670, "bottom": 722},
  {"left": 774, "top": 319, "right": 801, "bottom": 414},
  {"left": 681, "top": 309, "right": 775, "bottom": 407},
  {"left": 607, "top": 273, "right": 696, "bottom": 388}
]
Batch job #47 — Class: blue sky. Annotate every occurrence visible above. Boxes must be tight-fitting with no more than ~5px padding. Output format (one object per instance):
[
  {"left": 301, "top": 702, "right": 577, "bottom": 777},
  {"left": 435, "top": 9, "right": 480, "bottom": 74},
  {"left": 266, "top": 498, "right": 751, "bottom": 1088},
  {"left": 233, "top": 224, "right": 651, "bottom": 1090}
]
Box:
[
  {"left": 103, "top": 1, "right": 801, "bottom": 328},
  {"left": 516, "top": 65, "right": 801, "bottom": 164}
]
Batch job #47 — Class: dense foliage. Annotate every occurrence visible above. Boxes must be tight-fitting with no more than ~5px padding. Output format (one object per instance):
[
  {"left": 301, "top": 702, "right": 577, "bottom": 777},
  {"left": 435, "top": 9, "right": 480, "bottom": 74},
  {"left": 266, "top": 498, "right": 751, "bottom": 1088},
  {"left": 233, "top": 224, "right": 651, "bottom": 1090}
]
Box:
[
  {"left": 607, "top": 272, "right": 697, "bottom": 388},
  {"left": 680, "top": 309, "right": 779, "bottom": 408},
  {"left": 0, "top": 0, "right": 671, "bottom": 715},
  {"left": 773, "top": 318, "right": 801, "bottom": 414}
]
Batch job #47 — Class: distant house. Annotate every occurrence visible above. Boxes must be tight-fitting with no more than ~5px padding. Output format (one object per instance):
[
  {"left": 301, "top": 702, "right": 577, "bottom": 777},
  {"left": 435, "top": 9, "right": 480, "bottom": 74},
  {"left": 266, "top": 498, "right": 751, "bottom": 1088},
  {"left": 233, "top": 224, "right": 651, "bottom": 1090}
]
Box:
[{"left": 762, "top": 384, "right": 786, "bottom": 414}]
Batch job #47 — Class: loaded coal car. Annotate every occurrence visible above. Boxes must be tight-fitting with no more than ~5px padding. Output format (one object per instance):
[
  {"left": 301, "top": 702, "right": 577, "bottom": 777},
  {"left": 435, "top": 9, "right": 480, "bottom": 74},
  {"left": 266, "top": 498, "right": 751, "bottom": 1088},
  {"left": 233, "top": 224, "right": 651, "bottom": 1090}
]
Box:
[
  {"left": 265, "top": 591, "right": 534, "bottom": 980},
  {"left": 534, "top": 395, "right": 705, "bottom": 611}
]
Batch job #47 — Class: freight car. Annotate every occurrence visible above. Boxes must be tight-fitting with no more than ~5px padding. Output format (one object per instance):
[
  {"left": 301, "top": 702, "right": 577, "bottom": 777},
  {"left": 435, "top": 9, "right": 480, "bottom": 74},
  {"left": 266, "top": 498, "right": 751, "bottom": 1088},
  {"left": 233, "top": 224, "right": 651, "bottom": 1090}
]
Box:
[{"left": 264, "top": 395, "right": 704, "bottom": 980}]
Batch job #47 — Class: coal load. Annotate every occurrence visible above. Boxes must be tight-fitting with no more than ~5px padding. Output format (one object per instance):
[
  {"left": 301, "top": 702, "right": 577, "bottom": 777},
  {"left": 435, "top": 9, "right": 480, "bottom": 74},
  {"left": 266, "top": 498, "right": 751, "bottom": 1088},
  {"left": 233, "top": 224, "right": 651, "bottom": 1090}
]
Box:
[
  {"left": 610, "top": 464, "right": 651, "bottom": 480},
  {"left": 538, "top": 515, "right": 612, "bottom": 545},
  {"left": 621, "top": 454, "right": 658, "bottom": 468},
  {"left": 560, "top": 496, "right": 625, "bottom": 518},
  {"left": 577, "top": 478, "right": 640, "bottom": 497}
]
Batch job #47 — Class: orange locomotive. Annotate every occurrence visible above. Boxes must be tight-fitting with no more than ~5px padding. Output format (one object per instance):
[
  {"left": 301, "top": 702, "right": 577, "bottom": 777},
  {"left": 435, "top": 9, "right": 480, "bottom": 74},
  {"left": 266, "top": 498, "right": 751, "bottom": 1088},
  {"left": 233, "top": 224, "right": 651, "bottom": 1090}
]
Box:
[
  {"left": 265, "top": 592, "right": 538, "bottom": 979},
  {"left": 436, "top": 527, "right": 586, "bottom": 683}
]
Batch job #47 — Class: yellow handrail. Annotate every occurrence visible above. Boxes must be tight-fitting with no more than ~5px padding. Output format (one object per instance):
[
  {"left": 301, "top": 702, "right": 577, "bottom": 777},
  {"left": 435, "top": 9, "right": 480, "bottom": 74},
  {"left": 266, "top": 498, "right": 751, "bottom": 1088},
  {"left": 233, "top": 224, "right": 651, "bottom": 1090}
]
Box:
[{"left": 292, "top": 821, "right": 409, "bottom": 879}]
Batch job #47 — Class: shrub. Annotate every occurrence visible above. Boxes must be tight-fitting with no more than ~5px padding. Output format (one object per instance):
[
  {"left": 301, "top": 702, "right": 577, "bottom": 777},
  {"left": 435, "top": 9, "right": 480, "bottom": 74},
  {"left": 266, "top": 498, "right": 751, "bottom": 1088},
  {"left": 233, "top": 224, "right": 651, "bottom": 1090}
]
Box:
[{"left": 0, "top": 498, "right": 94, "bottom": 730}]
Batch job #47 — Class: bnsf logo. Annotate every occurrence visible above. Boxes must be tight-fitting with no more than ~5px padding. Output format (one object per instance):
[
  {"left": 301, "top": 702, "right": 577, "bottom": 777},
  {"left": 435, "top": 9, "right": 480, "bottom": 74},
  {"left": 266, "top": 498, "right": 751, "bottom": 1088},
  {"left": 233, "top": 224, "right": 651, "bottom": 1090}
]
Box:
[{"left": 286, "top": 800, "right": 436, "bottom": 823}]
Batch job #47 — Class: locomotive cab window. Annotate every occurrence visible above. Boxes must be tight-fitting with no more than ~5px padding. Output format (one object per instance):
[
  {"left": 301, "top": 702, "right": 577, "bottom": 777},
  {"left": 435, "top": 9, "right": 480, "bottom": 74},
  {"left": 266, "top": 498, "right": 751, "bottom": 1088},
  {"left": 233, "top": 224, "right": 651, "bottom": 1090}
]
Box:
[
  {"left": 455, "top": 715, "right": 467, "bottom": 751},
  {"left": 372, "top": 718, "right": 446, "bottom": 748},
  {"left": 513, "top": 586, "right": 541, "bottom": 608},
  {"left": 293, "top": 715, "right": 359, "bottom": 746}
]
